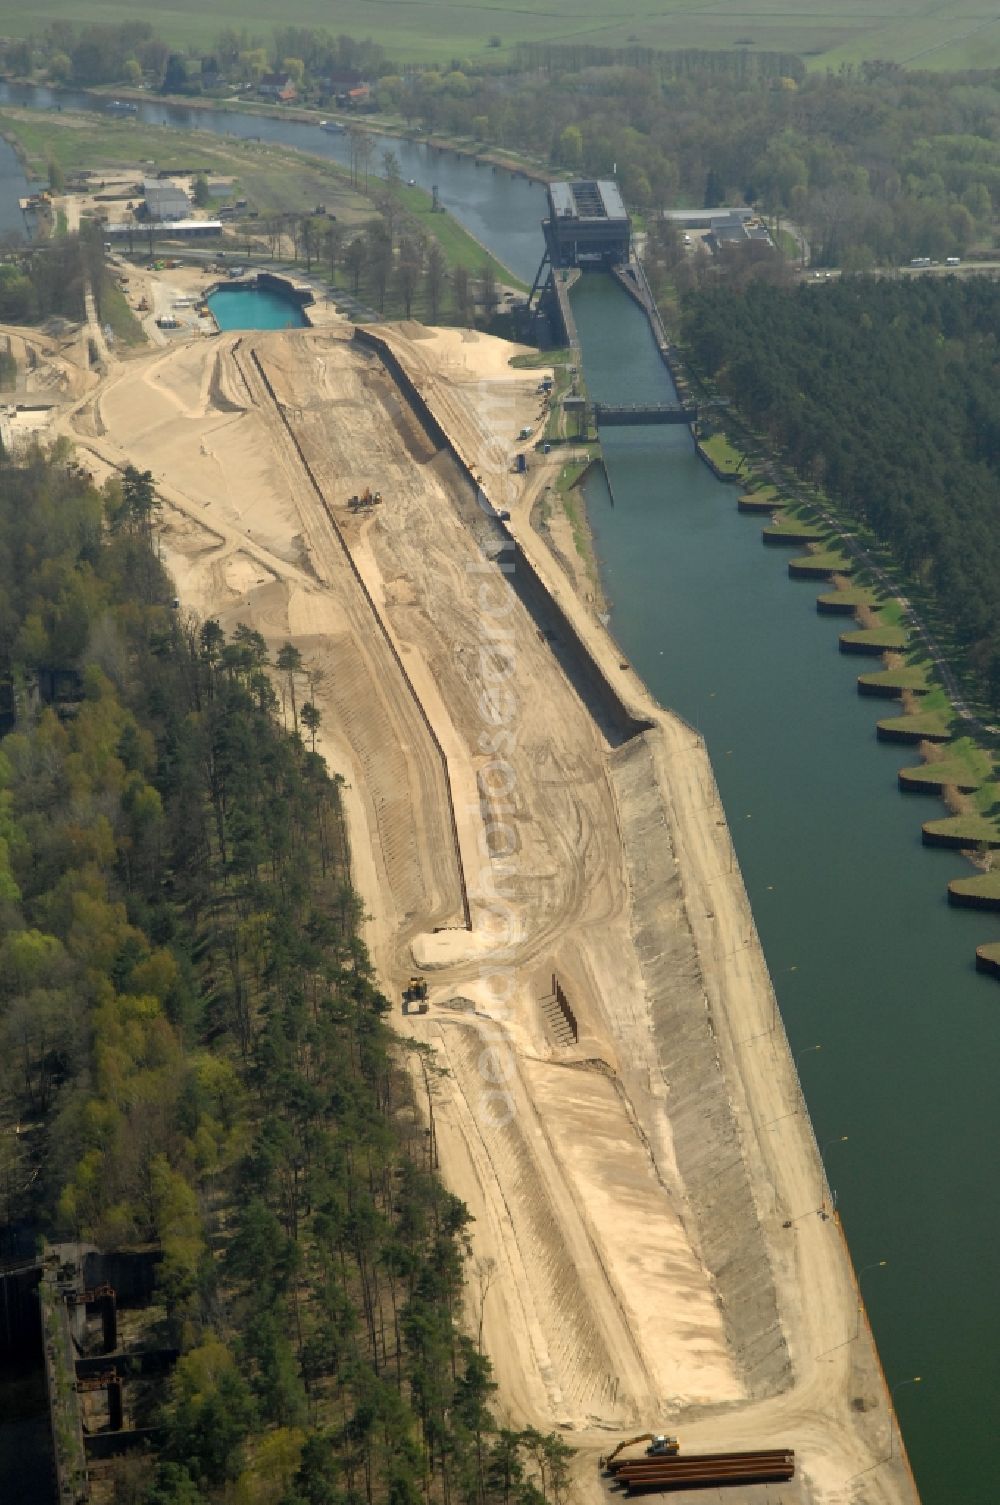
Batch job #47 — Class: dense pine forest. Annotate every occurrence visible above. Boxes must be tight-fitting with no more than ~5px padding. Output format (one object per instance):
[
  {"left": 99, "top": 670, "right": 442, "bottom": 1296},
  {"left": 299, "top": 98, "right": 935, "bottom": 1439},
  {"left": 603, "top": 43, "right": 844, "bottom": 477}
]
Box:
[
  {"left": 681, "top": 276, "right": 1000, "bottom": 706},
  {"left": 0, "top": 451, "right": 570, "bottom": 1504}
]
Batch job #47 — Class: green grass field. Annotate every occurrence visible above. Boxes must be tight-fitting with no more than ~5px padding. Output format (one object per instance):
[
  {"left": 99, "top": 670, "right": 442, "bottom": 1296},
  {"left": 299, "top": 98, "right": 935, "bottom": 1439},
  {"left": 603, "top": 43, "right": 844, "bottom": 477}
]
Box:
[
  {"left": 6, "top": 0, "right": 1000, "bottom": 69},
  {"left": 697, "top": 431, "right": 744, "bottom": 477},
  {"left": 0, "top": 106, "right": 523, "bottom": 304},
  {"left": 0, "top": 107, "right": 374, "bottom": 225}
]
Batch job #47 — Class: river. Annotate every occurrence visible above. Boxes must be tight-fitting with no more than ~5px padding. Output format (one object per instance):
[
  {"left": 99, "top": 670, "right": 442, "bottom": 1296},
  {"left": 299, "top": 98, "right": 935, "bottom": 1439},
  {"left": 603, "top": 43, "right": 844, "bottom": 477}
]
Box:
[
  {"left": 0, "top": 80, "right": 997, "bottom": 1504},
  {"left": 0, "top": 80, "right": 546, "bottom": 282},
  {"left": 0, "top": 130, "right": 39, "bottom": 239}
]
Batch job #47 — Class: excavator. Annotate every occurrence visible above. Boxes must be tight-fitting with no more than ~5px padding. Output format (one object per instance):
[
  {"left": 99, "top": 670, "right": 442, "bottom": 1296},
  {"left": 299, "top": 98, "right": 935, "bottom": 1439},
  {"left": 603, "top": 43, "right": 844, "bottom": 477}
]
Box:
[{"left": 600, "top": 1434, "right": 680, "bottom": 1470}]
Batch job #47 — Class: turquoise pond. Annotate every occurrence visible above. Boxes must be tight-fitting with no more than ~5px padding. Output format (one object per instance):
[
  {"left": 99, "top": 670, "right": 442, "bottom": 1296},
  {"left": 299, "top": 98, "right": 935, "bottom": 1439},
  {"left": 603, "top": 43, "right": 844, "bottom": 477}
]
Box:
[{"left": 207, "top": 285, "right": 308, "bottom": 330}]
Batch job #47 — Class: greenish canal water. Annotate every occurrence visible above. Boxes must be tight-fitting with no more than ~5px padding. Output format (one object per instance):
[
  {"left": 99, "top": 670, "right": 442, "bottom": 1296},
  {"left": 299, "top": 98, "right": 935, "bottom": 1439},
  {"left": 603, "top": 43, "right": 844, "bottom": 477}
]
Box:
[
  {"left": 572, "top": 272, "right": 999, "bottom": 1505},
  {"left": 207, "top": 285, "right": 308, "bottom": 330}
]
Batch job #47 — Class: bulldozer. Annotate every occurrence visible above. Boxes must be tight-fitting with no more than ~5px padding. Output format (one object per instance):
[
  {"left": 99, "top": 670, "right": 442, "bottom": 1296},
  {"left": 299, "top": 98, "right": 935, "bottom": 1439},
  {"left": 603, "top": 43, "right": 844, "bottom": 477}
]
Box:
[
  {"left": 599, "top": 1434, "right": 680, "bottom": 1470},
  {"left": 402, "top": 976, "right": 428, "bottom": 1014}
]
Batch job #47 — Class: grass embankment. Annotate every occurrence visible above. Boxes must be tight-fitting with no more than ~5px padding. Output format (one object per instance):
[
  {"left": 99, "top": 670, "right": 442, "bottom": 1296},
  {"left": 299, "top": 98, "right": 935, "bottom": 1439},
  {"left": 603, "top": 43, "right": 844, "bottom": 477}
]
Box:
[
  {"left": 762, "top": 504, "right": 828, "bottom": 543},
  {"left": 818, "top": 584, "right": 882, "bottom": 609},
  {"left": 840, "top": 599, "right": 909, "bottom": 653},
  {"left": 789, "top": 544, "right": 855, "bottom": 575},
  {"left": 925, "top": 814, "right": 1000, "bottom": 846},
  {"left": 739, "top": 480, "right": 787, "bottom": 512},
  {"left": 880, "top": 709, "right": 951, "bottom": 738},
  {"left": 877, "top": 686, "right": 953, "bottom": 742},
  {"left": 857, "top": 661, "right": 933, "bottom": 694},
  {"left": 898, "top": 737, "right": 993, "bottom": 793},
  {"left": 98, "top": 271, "right": 145, "bottom": 346},
  {"left": 557, "top": 458, "right": 589, "bottom": 553},
  {"left": 842, "top": 629, "right": 909, "bottom": 651},
  {"left": 510, "top": 348, "right": 570, "bottom": 369},
  {"left": 396, "top": 183, "right": 527, "bottom": 291},
  {"left": 697, "top": 429, "right": 744, "bottom": 477},
  {"left": 949, "top": 872, "right": 1000, "bottom": 902},
  {"left": 534, "top": 450, "right": 601, "bottom": 591}
]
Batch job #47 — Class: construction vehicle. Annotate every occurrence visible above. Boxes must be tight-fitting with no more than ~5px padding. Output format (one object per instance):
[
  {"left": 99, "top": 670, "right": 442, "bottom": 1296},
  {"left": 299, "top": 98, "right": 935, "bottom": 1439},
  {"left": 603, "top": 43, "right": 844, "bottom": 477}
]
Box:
[
  {"left": 348, "top": 486, "right": 383, "bottom": 511},
  {"left": 610, "top": 1448, "right": 794, "bottom": 1495},
  {"left": 600, "top": 1434, "right": 679, "bottom": 1470},
  {"left": 402, "top": 976, "right": 428, "bottom": 1013}
]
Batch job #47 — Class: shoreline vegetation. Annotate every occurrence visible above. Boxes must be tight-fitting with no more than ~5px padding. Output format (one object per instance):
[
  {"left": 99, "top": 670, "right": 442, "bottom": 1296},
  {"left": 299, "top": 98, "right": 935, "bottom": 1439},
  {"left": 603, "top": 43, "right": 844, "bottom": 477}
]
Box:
[
  {"left": 620, "top": 276, "right": 1000, "bottom": 971},
  {"left": 735, "top": 477, "right": 1000, "bottom": 952},
  {"left": 0, "top": 450, "right": 574, "bottom": 1501}
]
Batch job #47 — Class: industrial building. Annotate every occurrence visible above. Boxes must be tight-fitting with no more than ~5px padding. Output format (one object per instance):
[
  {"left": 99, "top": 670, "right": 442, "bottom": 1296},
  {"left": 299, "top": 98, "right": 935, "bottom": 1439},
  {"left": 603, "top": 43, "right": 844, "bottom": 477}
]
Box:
[
  {"left": 142, "top": 178, "right": 190, "bottom": 223},
  {"left": 662, "top": 207, "right": 754, "bottom": 230},
  {"left": 106, "top": 219, "right": 222, "bottom": 240},
  {"left": 543, "top": 180, "right": 631, "bottom": 269}
]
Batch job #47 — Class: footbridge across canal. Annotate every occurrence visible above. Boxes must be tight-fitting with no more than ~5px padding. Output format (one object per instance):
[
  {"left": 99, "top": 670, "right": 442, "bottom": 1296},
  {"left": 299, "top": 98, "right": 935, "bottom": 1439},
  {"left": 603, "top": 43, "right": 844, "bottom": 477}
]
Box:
[{"left": 594, "top": 401, "right": 697, "bottom": 427}]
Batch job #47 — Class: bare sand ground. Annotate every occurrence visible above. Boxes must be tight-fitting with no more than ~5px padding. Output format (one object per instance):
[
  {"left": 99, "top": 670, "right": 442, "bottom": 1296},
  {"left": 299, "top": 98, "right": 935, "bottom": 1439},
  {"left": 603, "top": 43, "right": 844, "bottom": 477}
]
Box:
[{"left": 55, "top": 318, "right": 921, "bottom": 1505}]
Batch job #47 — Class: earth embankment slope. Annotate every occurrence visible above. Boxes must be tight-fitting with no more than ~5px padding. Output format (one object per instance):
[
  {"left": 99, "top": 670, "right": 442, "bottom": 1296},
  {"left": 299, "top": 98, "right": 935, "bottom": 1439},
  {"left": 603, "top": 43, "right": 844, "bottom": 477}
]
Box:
[{"left": 77, "top": 321, "right": 919, "bottom": 1505}]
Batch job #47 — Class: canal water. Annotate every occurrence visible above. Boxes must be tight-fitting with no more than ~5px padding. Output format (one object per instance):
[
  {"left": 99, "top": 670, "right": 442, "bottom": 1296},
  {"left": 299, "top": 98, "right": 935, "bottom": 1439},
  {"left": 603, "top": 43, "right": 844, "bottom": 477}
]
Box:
[
  {"left": 0, "top": 80, "right": 997, "bottom": 1503},
  {"left": 208, "top": 283, "right": 308, "bottom": 330},
  {"left": 572, "top": 273, "right": 999, "bottom": 1505}
]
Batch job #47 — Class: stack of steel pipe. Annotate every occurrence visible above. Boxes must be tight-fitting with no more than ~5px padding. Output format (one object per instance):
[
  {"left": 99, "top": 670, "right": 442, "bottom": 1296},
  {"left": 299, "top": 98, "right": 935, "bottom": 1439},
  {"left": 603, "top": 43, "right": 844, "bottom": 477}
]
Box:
[{"left": 610, "top": 1449, "right": 795, "bottom": 1495}]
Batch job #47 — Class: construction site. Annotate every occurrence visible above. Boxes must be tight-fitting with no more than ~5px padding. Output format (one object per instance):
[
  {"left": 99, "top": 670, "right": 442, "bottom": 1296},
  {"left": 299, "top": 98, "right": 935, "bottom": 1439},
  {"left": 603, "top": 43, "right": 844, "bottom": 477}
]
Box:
[{"left": 2, "top": 291, "right": 923, "bottom": 1504}]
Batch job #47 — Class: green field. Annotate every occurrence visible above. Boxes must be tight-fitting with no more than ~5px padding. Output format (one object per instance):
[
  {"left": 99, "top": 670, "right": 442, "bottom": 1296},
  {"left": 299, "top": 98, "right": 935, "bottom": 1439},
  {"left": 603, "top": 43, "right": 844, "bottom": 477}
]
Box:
[
  {"left": 0, "top": 107, "right": 374, "bottom": 226},
  {"left": 5, "top": 0, "right": 1000, "bottom": 69}
]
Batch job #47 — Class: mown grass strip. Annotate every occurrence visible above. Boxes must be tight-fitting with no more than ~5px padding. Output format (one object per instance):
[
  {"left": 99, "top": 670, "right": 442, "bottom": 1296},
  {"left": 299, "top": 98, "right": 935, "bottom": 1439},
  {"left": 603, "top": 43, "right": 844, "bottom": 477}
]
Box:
[
  {"left": 841, "top": 626, "right": 909, "bottom": 651},
  {"left": 949, "top": 872, "right": 1000, "bottom": 902},
  {"left": 877, "top": 709, "right": 952, "bottom": 740},
  {"left": 698, "top": 430, "right": 745, "bottom": 476},
  {"left": 858, "top": 662, "right": 934, "bottom": 694}
]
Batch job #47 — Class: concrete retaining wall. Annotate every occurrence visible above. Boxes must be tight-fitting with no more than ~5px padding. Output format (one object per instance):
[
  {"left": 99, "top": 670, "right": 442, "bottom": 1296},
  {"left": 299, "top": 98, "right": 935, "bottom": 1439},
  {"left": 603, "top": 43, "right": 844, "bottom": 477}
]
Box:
[
  {"left": 762, "top": 527, "right": 825, "bottom": 547},
  {"left": 947, "top": 883, "right": 1000, "bottom": 911},
  {"left": 353, "top": 327, "right": 655, "bottom": 748},
  {"left": 257, "top": 270, "right": 314, "bottom": 311},
  {"left": 816, "top": 594, "right": 859, "bottom": 616},
  {"left": 694, "top": 439, "right": 739, "bottom": 483},
  {"left": 897, "top": 768, "right": 979, "bottom": 795},
  {"left": 876, "top": 719, "right": 950, "bottom": 745},
  {"left": 788, "top": 558, "right": 838, "bottom": 580},
  {"left": 921, "top": 822, "right": 1000, "bottom": 849},
  {"left": 840, "top": 635, "right": 901, "bottom": 656},
  {"left": 975, "top": 947, "right": 1000, "bottom": 978}
]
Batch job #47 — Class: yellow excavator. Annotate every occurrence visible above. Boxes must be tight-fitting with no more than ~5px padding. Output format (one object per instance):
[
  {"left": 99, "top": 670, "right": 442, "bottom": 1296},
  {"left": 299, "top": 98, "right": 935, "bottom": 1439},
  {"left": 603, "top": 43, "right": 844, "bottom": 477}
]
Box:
[{"left": 600, "top": 1434, "right": 680, "bottom": 1470}]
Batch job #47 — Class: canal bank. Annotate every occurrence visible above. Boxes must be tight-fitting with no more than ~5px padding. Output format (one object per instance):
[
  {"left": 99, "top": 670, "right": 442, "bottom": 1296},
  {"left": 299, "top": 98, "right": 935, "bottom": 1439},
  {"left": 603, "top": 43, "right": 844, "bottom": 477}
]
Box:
[{"left": 571, "top": 270, "right": 999, "bottom": 1505}]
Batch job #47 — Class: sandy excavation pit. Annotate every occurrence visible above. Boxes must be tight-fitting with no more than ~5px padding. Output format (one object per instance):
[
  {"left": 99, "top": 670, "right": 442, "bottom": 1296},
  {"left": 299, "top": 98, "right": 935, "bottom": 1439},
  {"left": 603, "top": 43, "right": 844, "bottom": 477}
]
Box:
[{"left": 64, "top": 321, "right": 921, "bottom": 1505}]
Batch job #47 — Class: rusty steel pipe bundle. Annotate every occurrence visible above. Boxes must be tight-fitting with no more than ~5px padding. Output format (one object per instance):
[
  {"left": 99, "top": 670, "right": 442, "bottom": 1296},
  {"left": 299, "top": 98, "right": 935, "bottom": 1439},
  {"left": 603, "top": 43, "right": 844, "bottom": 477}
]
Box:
[
  {"left": 610, "top": 1449, "right": 795, "bottom": 1496},
  {"left": 608, "top": 1447, "right": 790, "bottom": 1474}
]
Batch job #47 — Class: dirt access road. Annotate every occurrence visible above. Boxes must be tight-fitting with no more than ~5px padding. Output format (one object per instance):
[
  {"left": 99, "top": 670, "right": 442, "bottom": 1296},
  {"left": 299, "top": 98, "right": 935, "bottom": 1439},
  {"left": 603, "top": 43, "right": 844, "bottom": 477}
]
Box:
[{"left": 64, "top": 318, "right": 920, "bottom": 1505}]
